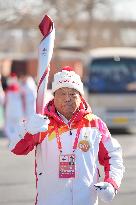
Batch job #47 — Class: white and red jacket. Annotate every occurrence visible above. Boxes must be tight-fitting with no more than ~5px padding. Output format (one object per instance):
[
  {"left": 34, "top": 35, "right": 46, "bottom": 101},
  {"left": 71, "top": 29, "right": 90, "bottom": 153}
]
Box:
[{"left": 10, "top": 99, "right": 124, "bottom": 205}]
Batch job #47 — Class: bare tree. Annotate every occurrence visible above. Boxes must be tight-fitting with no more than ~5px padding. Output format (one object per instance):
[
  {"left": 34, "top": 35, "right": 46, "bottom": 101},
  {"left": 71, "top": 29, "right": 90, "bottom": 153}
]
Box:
[
  {"left": 48, "top": 0, "right": 111, "bottom": 49},
  {"left": 0, "top": 0, "right": 112, "bottom": 56}
]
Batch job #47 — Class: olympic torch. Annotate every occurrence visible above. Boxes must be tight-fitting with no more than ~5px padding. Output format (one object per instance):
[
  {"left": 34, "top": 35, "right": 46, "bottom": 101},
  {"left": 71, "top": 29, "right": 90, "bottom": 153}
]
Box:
[{"left": 36, "top": 15, "right": 55, "bottom": 115}]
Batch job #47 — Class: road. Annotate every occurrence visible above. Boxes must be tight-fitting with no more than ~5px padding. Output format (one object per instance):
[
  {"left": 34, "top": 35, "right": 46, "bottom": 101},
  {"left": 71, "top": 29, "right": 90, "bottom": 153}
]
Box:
[{"left": 0, "top": 132, "right": 136, "bottom": 205}]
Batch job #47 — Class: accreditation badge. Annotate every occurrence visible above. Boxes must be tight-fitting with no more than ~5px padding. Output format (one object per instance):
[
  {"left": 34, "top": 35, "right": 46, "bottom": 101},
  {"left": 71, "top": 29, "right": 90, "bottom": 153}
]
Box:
[{"left": 59, "top": 154, "right": 76, "bottom": 178}]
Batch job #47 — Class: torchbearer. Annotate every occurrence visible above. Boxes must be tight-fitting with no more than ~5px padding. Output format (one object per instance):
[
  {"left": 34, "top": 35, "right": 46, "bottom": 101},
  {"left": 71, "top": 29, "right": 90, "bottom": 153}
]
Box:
[{"left": 10, "top": 18, "right": 124, "bottom": 205}]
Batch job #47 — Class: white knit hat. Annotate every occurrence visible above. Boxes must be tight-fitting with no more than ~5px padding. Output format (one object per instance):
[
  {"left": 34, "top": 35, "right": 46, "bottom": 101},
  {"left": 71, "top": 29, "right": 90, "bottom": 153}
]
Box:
[{"left": 52, "top": 66, "right": 84, "bottom": 95}]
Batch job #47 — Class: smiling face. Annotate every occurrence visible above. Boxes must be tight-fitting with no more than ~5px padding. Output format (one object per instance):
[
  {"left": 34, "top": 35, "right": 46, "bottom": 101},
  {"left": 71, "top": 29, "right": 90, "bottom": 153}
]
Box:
[{"left": 54, "top": 87, "right": 81, "bottom": 120}]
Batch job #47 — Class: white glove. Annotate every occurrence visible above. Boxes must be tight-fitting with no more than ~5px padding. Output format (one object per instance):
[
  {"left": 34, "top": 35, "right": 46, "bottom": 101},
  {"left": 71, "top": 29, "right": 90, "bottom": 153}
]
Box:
[
  {"left": 94, "top": 182, "right": 116, "bottom": 203},
  {"left": 18, "top": 113, "right": 50, "bottom": 137}
]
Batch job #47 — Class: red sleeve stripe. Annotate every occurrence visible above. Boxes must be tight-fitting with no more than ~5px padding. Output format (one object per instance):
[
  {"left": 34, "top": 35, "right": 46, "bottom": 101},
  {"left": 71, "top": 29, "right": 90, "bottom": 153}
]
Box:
[
  {"left": 98, "top": 140, "right": 119, "bottom": 189},
  {"left": 98, "top": 140, "right": 110, "bottom": 178},
  {"left": 105, "top": 178, "right": 119, "bottom": 190}
]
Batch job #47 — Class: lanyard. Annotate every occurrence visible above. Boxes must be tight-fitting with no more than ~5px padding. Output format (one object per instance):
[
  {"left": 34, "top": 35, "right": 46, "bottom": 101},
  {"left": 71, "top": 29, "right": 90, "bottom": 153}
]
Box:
[{"left": 55, "top": 122, "right": 83, "bottom": 153}]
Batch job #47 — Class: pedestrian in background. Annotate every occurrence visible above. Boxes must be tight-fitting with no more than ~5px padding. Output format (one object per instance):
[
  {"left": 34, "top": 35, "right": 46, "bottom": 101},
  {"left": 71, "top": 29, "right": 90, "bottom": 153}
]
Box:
[
  {"left": 4, "top": 73, "right": 24, "bottom": 141},
  {"left": 10, "top": 66, "right": 124, "bottom": 205},
  {"left": 19, "top": 74, "right": 37, "bottom": 120},
  {"left": 0, "top": 73, "right": 5, "bottom": 105}
]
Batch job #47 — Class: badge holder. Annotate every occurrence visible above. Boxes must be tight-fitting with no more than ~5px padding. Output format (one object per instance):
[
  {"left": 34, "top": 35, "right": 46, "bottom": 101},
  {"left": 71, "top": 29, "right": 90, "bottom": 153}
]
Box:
[{"left": 59, "top": 154, "right": 76, "bottom": 178}]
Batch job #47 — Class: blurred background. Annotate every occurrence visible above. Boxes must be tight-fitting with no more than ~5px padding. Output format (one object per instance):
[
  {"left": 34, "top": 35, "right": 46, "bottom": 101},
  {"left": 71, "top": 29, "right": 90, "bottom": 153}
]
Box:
[{"left": 0, "top": 0, "right": 136, "bottom": 205}]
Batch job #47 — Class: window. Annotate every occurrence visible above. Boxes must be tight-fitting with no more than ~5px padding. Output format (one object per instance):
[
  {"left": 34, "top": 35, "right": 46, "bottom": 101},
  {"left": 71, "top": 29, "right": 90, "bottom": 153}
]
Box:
[{"left": 86, "top": 57, "right": 136, "bottom": 93}]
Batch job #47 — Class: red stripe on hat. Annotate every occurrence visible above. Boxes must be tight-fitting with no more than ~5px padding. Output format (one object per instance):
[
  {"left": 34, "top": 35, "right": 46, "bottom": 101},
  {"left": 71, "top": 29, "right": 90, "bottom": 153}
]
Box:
[{"left": 61, "top": 66, "right": 74, "bottom": 72}]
